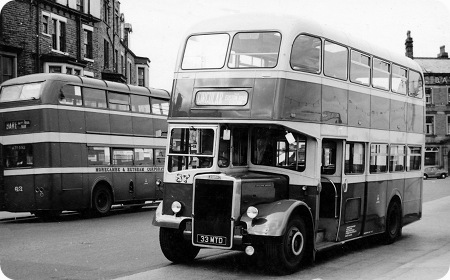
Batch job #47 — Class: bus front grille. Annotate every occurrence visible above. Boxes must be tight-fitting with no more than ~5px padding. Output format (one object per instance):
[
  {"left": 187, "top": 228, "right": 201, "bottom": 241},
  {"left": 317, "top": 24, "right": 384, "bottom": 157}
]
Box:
[{"left": 192, "top": 179, "right": 234, "bottom": 248}]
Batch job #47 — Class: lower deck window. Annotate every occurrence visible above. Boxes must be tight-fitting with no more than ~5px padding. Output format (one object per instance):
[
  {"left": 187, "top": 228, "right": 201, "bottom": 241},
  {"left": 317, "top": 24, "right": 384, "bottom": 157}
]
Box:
[{"left": 4, "top": 144, "right": 33, "bottom": 168}]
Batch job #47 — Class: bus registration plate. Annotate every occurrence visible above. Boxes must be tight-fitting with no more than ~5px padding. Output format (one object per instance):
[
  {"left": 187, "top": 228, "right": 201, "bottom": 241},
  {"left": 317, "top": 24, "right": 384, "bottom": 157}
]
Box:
[{"left": 196, "top": 234, "right": 227, "bottom": 245}]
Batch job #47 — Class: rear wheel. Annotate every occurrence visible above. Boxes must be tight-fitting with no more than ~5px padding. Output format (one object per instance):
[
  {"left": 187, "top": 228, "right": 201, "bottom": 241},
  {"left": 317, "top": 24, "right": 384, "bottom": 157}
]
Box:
[
  {"left": 264, "top": 216, "right": 308, "bottom": 274},
  {"left": 92, "top": 185, "right": 113, "bottom": 216},
  {"left": 384, "top": 201, "right": 402, "bottom": 244},
  {"left": 440, "top": 173, "right": 447, "bottom": 179},
  {"left": 160, "top": 227, "right": 200, "bottom": 263}
]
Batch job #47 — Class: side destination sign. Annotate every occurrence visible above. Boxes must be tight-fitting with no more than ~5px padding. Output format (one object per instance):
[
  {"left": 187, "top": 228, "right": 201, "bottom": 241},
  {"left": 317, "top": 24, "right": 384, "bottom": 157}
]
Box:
[{"left": 95, "top": 167, "right": 163, "bottom": 172}]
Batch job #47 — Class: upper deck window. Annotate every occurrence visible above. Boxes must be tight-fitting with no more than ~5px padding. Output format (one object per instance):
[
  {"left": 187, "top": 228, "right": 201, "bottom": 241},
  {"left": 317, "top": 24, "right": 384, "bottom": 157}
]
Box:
[
  {"left": 392, "top": 64, "right": 407, "bottom": 94},
  {"left": 324, "top": 41, "right": 348, "bottom": 80},
  {"left": 409, "top": 70, "right": 423, "bottom": 98},
  {"left": 350, "top": 50, "right": 371, "bottom": 86},
  {"left": 290, "top": 34, "right": 321, "bottom": 74},
  {"left": 0, "top": 82, "right": 43, "bottom": 102},
  {"left": 181, "top": 33, "right": 230, "bottom": 70},
  {"left": 228, "top": 32, "right": 281, "bottom": 68},
  {"left": 108, "top": 92, "right": 130, "bottom": 111},
  {"left": 373, "top": 58, "right": 390, "bottom": 91}
]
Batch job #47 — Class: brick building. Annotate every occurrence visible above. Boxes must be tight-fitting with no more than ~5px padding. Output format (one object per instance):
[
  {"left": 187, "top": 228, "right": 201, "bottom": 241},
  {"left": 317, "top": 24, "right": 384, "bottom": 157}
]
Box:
[
  {"left": 0, "top": 0, "right": 150, "bottom": 87},
  {"left": 406, "top": 32, "right": 450, "bottom": 170}
]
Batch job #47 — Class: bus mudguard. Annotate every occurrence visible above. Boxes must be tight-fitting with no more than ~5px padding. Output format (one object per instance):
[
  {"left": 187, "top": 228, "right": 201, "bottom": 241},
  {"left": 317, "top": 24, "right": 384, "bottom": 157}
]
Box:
[
  {"left": 152, "top": 202, "right": 188, "bottom": 229},
  {"left": 240, "top": 199, "right": 313, "bottom": 237}
]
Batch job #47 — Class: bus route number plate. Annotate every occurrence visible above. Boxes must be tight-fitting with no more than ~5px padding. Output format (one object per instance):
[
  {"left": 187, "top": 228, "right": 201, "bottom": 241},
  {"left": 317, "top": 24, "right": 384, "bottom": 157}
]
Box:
[{"left": 196, "top": 234, "right": 227, "bottom": 245}]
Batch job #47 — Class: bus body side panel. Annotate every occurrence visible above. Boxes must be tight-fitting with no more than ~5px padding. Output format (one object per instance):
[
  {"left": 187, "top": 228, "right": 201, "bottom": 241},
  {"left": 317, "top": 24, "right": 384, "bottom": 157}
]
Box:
[
  {"left": 4, "top": 175, "right": 35, "bottom": 212},
  {"left": 85, "top": 111, "right": 110, "bottom": 133},
  {"left": 132, "top": 116, "right": 153, "bottom": 136},
  {"left": 153, "top": 117, "right": 168, "bottom": 136},
  {"left": 112, "top": 171, "right": 135, "bottom": 202},
  {"left": 403, "top": 177, "right": 422, "bottom": 225},
  {"left": 34, "top": 174, "right": 61, "bottom": 210},
  {"left": 364, "top": 180, "right": 388, "bottom": 235},
  {"left": 2, "top": 109, "right": 41, "bottom": 135},
  {"left": 41, "top": 108, "right": 59, "bottom": 132},
  {"left": 61, "top": 173, "right": 86, "bottom": 210},
  {"left": 337, "top": 182, "right": 365, "bottom": 241},
  {"left": 110, "top": 114, "right": 133, "bottom": 135},
  {"left": 58, "top": 109, "right": 85, "bottom": 133}
]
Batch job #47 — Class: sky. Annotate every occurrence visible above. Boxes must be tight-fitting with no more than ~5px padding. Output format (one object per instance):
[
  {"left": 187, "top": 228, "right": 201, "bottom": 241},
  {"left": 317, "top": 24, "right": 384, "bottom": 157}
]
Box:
[{"left": 1, "top": 0, "right": 450, "bottom": 91}]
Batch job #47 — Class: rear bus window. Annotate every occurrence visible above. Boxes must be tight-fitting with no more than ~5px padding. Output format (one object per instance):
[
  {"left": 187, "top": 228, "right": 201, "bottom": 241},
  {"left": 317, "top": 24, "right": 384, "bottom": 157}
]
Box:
[
  {"left": 4, "top": 144, "right": 33, "bottom": 168},
  {"left": 0, "top": 82, "right": 43, "bottom": 102},
  {"left": 182, "top": 33, "right": 230, "bottom": 70}
]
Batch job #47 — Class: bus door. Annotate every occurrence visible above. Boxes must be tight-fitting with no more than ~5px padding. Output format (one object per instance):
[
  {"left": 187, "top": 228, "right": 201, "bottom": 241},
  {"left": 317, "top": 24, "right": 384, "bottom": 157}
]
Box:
[{"left": 319, "top": 139, "right": 365, "bottom": 242}]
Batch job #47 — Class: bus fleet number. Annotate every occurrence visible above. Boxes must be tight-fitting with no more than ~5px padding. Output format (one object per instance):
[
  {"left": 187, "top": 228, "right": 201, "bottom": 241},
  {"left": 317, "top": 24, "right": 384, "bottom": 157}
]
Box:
[{"left": 14, "top": 186, "right": 23, "bottom": 192}]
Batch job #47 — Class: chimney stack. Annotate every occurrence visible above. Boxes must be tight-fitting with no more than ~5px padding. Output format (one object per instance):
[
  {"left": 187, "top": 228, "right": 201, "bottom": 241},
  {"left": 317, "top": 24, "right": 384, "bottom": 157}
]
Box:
[
  {"left": 405, "top": 31, "right": 413, "bottom": 59},
  {"left": 437, "top": 45, "right": 448, "bottom": 58}
]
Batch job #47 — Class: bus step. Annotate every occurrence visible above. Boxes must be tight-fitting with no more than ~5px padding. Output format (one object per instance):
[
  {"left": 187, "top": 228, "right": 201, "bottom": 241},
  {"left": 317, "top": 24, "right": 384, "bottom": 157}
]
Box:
[{"left": 316, "top": 228, "right": 325, "bottom": 243}]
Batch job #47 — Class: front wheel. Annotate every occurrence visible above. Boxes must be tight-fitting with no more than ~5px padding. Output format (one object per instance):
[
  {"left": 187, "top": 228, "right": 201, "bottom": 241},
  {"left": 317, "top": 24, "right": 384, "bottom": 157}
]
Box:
[
  {"left": 264, "top": 216, "right": 308, "bottom": 274},
  {"left": 159, "top": 227, "right": 200, "bottom": 263},
  {"left": 384, "top": 201, "right": 402, "bottom": 244}
]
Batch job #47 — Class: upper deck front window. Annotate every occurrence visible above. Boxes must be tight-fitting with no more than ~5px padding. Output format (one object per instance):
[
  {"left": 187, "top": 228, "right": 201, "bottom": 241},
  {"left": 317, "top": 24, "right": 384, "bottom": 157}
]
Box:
[
  {"left": 0, "top": 82, "right": 43, "bottom": 102},
  {"left": 228, "top": 32, "right": 281, "bottom": 68},
  {"left": 181, "top": 34, "right": 230, "bottom": 70}
]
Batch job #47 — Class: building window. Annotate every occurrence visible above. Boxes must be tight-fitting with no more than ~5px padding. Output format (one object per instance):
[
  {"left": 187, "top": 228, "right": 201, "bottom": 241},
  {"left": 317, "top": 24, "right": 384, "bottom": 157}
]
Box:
[
  {"left": 76, "top": 0, "right": 84, "bottom": 12},
  {"left": 448, "top": 88, "right": 450, "bottom": 104},
  {"left": 45, "top": 63, "right": 83, "bottom": 76},
  {"left": 42, "top": 14, "right": 49, "bottom": 34},
  {"left": 426, "top": 115, "right": 435, "bottom": 135},
  {"left": 83, "top": 25, "right": 93, "bottom": 60},
  {"left": 103, "top": 1, "right": 110, "bottom": 24},
  {"left": 114, "top": 49, "right": 118, "bottom": 72},
  {"left": 425, "top": 147, "right": 439, "bottom": 166},
  {"left": 51, "top": 16, "right": 66, "bottom": 52},
  {"left": 0, "top": 54, "right": 16, "bottom": 83},
  {"left": 447, "top": 115, "right": 450, "bottom": 134},
  {"left": 137, "top": 67, "right": 145, "bottom": 86},
  {"left": 425, "top": 87, "right": 432, "bottom": 104},
  {"left": 121, "top": 54, "right": 124, "bottom": 74},
  {"left": 104, "top": 40, "right": 110, "bottom": 69}
]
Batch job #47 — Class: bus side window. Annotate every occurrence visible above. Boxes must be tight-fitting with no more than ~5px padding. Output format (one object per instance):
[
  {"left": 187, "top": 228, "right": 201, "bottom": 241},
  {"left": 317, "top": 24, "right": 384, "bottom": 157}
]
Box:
[
  {"left": 108, "top": 92, "right": 130, "bottom": 111},
  {"left": 345, "top": 142, "right": 365, "bottom": 174},
  {"left": 112, "top": 148, "right": 134, "bottom": 165},
  {"left": 135, "top": 148, "right": 153, "bottom": 165},
  {"left": 290, "top": 34, "right": 321, "bottom": 74},
  {"left": 88, "top": 147, "right": 110, "bottom": 165},
  {"left": 130, "top": 94, "right": 151, "bottom": 113},
  {"left": 84, "top": 88, "right": 107, "bottom": 108},
  {"left": 324, "top": 41, "right": 348, "bottom": 80},
  {"left": 409, "top": 70, "right": 424, "bottom": 98},
  {"left": 370, "top": 143, "right": 388, "bottom": 173},
  {"left": 59, "top": 85, "right": 82, "bottom": 106},
  {"left": 155, "top": 149, "right": 165, "bottom": 166},
  {"left": 151, "top": 97, "right": 169, "bottom": 115}
]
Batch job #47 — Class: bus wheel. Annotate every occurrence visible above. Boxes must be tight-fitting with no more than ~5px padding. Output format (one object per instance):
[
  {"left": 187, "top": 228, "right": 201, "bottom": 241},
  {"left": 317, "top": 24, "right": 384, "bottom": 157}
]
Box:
[
  {"left": 92, "top": 185, "right": 113, "bottom": 216},
  {"left": 159, "top": 227, "right": 200, "bottom": 263},
  {"left": 384, "top": 201, "right": 402, "bottom": 244},
  {"left": 264, "top": 216, "right": 307, "bottom": 274}
]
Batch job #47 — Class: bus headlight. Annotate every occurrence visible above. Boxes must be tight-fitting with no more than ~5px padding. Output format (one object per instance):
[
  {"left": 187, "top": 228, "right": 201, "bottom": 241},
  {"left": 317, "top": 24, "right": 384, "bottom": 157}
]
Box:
[
  {"left": 171, "top": 201, "right": 182, "bottom": 214},
  {"left": 246, "top": 206, "right": 259, "bottom": 219}
]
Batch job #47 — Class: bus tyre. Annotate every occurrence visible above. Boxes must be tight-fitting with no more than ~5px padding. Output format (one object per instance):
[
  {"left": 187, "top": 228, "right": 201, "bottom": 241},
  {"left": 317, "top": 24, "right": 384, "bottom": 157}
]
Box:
[
  {"left": 264, "top": 216, "right": 307, "bottom": 275},
  {"left": 92, "top": 185, "right": 112, "bottom": 216},
  {"left": 159, "top": 227, "right": 200, "bottom": 263},
  {"left": 384, "top": 201, "right": 402, "bottom": 244}
]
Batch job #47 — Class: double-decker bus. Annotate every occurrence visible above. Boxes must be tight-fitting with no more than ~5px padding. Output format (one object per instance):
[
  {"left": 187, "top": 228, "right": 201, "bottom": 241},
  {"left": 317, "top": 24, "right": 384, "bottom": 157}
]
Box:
[
  {"left": 0, "top": 73, "right": 169, "bottom": 217},
  {"left": 153, "top": 15, "right": 424, "bottom": 274}
]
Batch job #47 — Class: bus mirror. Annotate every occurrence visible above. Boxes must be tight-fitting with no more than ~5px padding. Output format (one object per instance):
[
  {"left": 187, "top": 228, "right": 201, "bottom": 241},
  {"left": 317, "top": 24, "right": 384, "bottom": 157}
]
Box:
[
  {"left": 223, "top": 129, "right": 231, "bottom": 140},
  {"left": 285, "top": 132, "right": 295, "bottom": 144}
]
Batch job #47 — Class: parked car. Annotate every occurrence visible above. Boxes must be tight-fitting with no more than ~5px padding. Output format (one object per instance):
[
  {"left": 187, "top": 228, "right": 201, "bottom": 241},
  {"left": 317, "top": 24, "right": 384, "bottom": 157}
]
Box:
[{"left": 424, "top": 166, "right": 448, "bottom": 179}]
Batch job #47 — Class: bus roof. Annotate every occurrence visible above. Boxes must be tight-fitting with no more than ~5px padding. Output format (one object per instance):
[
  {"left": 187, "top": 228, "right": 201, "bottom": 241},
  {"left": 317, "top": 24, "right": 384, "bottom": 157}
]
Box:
[
  {"left": 184, "top": 14, "right": 421, "bottom": 72},
  {"left": 0, "top": 73, "right": 170, "bottom": 98}
]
